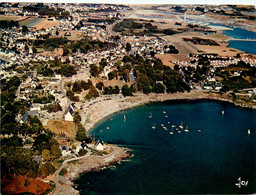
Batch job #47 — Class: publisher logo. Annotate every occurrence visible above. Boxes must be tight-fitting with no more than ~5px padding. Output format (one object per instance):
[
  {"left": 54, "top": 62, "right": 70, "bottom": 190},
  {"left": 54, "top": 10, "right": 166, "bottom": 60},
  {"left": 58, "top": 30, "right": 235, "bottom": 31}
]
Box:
[{"left": 235, "top": 177, "right": 248, "bottom": 188}]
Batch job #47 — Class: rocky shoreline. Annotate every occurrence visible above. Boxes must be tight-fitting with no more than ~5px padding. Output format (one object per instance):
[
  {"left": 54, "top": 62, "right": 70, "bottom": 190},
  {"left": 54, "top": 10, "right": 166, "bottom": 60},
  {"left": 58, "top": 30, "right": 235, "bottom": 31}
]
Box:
[{"left": 54, "top": 145, "right": 131, "bottom": 195}]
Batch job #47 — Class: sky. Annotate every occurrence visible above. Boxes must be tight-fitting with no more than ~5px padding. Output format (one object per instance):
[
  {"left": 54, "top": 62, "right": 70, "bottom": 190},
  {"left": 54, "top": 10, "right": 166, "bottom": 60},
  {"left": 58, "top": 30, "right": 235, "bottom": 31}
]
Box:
[{"left": 4, "top": 0, "right": 256, "bottom": 5}]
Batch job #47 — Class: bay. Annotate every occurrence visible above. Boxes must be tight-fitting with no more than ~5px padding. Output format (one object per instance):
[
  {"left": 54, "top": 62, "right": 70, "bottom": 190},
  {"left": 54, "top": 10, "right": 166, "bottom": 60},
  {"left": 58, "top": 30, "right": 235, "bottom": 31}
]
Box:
[{"left": 75, "top": 100, "right": 256, "bottom": 194}]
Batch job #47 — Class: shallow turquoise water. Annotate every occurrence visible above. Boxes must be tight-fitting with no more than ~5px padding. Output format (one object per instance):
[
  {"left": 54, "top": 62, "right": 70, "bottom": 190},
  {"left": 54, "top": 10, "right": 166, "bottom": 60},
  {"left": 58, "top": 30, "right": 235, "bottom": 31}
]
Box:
[{"left": 75, "top": 100, "right": 256, "bottom": 194}]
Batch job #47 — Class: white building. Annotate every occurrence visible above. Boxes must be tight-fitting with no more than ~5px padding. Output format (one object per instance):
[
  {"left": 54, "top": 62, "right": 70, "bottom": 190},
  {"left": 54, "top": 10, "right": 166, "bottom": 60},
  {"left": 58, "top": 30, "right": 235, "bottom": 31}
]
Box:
[{"left": 94, "top": 140, "right": 105, "bottom": 151}]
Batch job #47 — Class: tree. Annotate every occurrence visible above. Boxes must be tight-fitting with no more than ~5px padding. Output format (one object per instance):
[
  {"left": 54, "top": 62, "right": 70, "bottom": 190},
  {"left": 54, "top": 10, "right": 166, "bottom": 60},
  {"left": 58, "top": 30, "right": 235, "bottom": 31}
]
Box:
[
  {"left": 126, "top": 42, "right": 131, "bottom": 52},
  {"left": 154, "top": 83, "right": 165, "bottom": 93},
  {"left": 50, "top": 145, "right": 61, "bottom": 160},
  {"left": 113, "top": 85, "right": 120, "bottom": 94},
  {"left": 96, "top": 82, "right": 104, "bottom": 90},
  {"left": 42, "top": 149, "right": 51, "bottom": 161},
  {"left": 63, "top": 47, "right": 69, "bottom": 56},
  {"left": 73, "top": 81, "right": 82, "bottom": 92},
  {"left": 121, "top": 84, "right": 133, "bottom": 97},
  {"left": 32, "top": 46, "right": 37, "bottom": 53},
  {"left": 75, "top": 124, "right": 87, "bottom": 142},
  {"left": 90, "top": 64, "right": 100, "bottom": 77},
  {"left": 73, "top": 111, "right": 81, "bottom": 126},
  {"left": 85, "top": 86, "right": 99, "bottom": 99}
]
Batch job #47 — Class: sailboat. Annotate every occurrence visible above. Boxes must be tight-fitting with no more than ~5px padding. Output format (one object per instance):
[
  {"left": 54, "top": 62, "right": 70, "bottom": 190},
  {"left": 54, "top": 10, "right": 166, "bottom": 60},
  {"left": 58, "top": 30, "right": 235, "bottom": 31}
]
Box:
[
  {"left": 248, "top": 129, "right": 251, "bottom": 135},
  {"left": 152, "top": 123, "right": 156, "bottom": 129},
  {"left": 148, "top": 112, "right": 153, "bottom": 119},
  {"left": 179, "top": 122, "right": 183, "bottom": 129},
  {"left": 184, "top": 125, "right": 189, "bottom": 132}
]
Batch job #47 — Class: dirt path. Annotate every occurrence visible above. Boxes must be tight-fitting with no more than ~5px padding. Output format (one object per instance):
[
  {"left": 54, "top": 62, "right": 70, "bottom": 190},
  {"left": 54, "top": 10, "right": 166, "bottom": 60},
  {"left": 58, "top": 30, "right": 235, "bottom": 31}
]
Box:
[{"left": 51, "top": 145, "right": 130, "bottom": 195}]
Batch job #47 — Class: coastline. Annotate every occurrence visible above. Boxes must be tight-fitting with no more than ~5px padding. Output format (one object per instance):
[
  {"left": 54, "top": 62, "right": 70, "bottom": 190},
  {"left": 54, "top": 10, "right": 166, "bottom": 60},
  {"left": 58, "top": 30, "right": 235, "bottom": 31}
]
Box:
[
  {"left": 51, "top": 90, "right": 255, "bottom": 195},
  {"left": 85, "top": 90, "right": 256, "bottom": 133},
  {"left": 51, "top": 145, "right": 131, "bottom": 195}
]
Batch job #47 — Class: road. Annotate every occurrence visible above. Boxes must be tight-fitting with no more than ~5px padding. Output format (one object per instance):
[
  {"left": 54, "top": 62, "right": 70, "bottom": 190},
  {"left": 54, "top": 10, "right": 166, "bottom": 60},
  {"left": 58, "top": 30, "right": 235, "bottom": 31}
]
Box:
[
  {"left": 107, "top": 10, "right": 136, "bottom": 46},
  {"left": 53, "top": 149, "right": 92, "bottom": 195},
  {"left": 52, "top": 145, "right": 121, "bottom": 195}
]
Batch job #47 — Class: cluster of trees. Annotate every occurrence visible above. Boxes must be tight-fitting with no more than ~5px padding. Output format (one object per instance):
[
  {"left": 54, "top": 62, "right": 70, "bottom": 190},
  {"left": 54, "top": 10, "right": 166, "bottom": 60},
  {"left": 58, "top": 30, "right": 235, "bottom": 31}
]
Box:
[
  {"left": 66, "top": 90, "right": 79, "bottom": 102},
  {"left": 1, "top": 115, "right": 60, "bottom": 178},
  {"left": 73, "top": 112, "right": 92, "bottom": 143},
  {"left": 0, "top": 20, "right": 19, "bottom": 29},
  {"left": 89, "top": 58, "right": 108, "bottom": 77},
  {"left": 165, "top": 45, "right": 179, "bottom": 54},
  {"left": 70, "top": 80, "right": 92, "bottom": 93},
  {"left": 215, "top": 61, "right": 256, "bottom": 91},
  {"left": 1, "top": 77, "right": 61, "bottom": 178},
  {"left": 113, "top": 19, "right": 180, "bottom": 36},
  {"left": 67, "top": 38, "right": 117, "bottom": 54},
  {"left": 33, "top": 95, "right": 55, "bottom": 104},
  {"left": 34, "top": 37, "right": 68, "bottom": 50},
  {"left": 103, "top": 85, "right": 120, "bottom": 95},
  {"left": 120, "top": 54, "right": 190, "bottom": 94},
  {"left": 85, "top": 86, "right": 99, "bottom": 99},
  {"left": 43, "top": 102, "right": 62, "bottom": 113}
]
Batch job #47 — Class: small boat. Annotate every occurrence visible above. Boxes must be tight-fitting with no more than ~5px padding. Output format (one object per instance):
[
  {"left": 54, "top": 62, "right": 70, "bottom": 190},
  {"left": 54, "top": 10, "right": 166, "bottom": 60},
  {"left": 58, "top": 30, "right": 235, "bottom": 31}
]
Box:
[
  {"left": 148, "top": 112, "right": 153, "bottom": 119},
  {"left": 100, "top": 130, "right": 103, "bottom": 132},
  {"left": 110, "top": 118, "right": 113, "bottom": 121},
  {"left": 198, "top": 129, "right": 201, "bottom": 132},
  {"left": 161, "top": 124, "right": 164, "bottom": 126},
  {"left": 172, "top": 125, "right": 176, "bottom": 128},
  {"left": 248, "top": 129, "right": 251, "bottom": 135},
  {"left": 106, "top": 127, "right": 110, "bottom": 130},
  {"left": 163, "top": 127, "right": 168, "bottom": 130},
  {"left": 222, "top": 110, "right": 225, "bottom": 115},
  {"left": 168, "top": 121, "right": 170, "bottom": 124},
  {"left": 178, "top": 131, "right": 181, "bottom": 133},
  {"left": 165, "top": 115, "right": 168, "bottom": 118},
  {"left": 152, "top": 124, "right": 156, "bottom": 129},
  {"left": 170, "top": 131, "right": 174, "bottom": 135},
  {"left": 124, "top": 115, "right": 126, "bottom": 121},
  {"left": 163, "top": 111, "right": 166, "bottom": 114},
  {"left": 179, "top": 122, "right": 183, "bottom": 129},
  {"left": 184, "top": 126, "right": 189, "bottom": 132},
  {"left": 176, "top": 128, "right": 179, "bottom": 131}
]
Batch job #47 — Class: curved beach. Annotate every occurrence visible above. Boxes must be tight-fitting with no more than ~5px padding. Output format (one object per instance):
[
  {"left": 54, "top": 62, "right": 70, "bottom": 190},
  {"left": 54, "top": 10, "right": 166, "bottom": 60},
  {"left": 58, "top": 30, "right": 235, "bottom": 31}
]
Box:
[{"left": 85, "top": 90, "right": 256, "bottom": 133}]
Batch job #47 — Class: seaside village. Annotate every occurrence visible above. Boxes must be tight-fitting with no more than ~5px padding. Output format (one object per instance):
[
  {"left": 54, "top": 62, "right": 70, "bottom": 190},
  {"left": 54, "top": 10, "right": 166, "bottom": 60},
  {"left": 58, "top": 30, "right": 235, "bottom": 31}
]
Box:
[{"left": 1, "top": 2, "right": 256, "bottom": 194}]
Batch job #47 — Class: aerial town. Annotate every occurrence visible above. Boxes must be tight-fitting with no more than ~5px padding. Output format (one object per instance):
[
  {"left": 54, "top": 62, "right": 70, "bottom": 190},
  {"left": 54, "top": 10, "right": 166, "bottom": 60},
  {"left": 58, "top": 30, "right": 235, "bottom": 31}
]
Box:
[{"left": 1, "top": 2, "right": 256, "bottom": 194}]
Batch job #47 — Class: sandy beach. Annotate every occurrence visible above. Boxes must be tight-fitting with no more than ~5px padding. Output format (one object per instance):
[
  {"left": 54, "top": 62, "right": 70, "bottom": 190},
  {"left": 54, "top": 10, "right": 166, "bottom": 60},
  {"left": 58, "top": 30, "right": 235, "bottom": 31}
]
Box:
[{"left": 85, "top": 90, "right": 256, "bottom": 132}]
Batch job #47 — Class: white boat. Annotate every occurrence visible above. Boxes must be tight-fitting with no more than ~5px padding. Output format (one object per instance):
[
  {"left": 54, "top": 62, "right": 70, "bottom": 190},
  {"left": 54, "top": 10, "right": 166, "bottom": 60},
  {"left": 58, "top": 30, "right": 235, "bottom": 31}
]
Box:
[
  {"left": 163, "top": 111, "right": 166, "bottom": 114},
  {"left": 149, "top": 112, "right": 153, "bottom": 119},
  {"left": 184, "top": 126, "right": 189, "bottom": 132},
  {"left": 198, "top": 129, "right": 201, "bottom": 132},
  {"left": 161, "top": 124, "right": 164, "bottom": 126},
  {"left": 106, "top": 127, "right": 110, "bottom": 130},
  {"left": 248, "top": 129, "right": 251, "bottom": 135},
  {"left": 172, "top": 125, "right": 176, "bottom": 128},
  {"left": 179, "top": 122, "right": 183, "bottom": 129},
  {"left": 170, "top": 131, "right": 174, "bottom": 135},
  {"left": 152, "top": 124, "right": 156, "bottom": 129},
  {"left": 165, "top": 115, "right": 168, "bottom": 118},
  {"left": 222, "top": 110, "right": 225, "bottom": 115},
  {"left": 168, "top": 122, "right": 170, "bottom": 124},
  {"left": 124, "top": 115, "right": 126, "bottom": 121},
  {"left": 178, "top": 131, "right": 181, "bottom": 133}
]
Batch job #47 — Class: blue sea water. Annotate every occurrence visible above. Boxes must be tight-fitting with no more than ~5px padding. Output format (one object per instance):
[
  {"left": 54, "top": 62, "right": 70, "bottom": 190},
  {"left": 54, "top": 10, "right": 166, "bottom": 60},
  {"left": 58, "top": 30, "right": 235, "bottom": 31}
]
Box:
[
  {"left": 75, "top": 100, "right": 256, "bottom": 194},
  {"left": 228, "top": 40, "right": 256, "bottom": 55}
]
